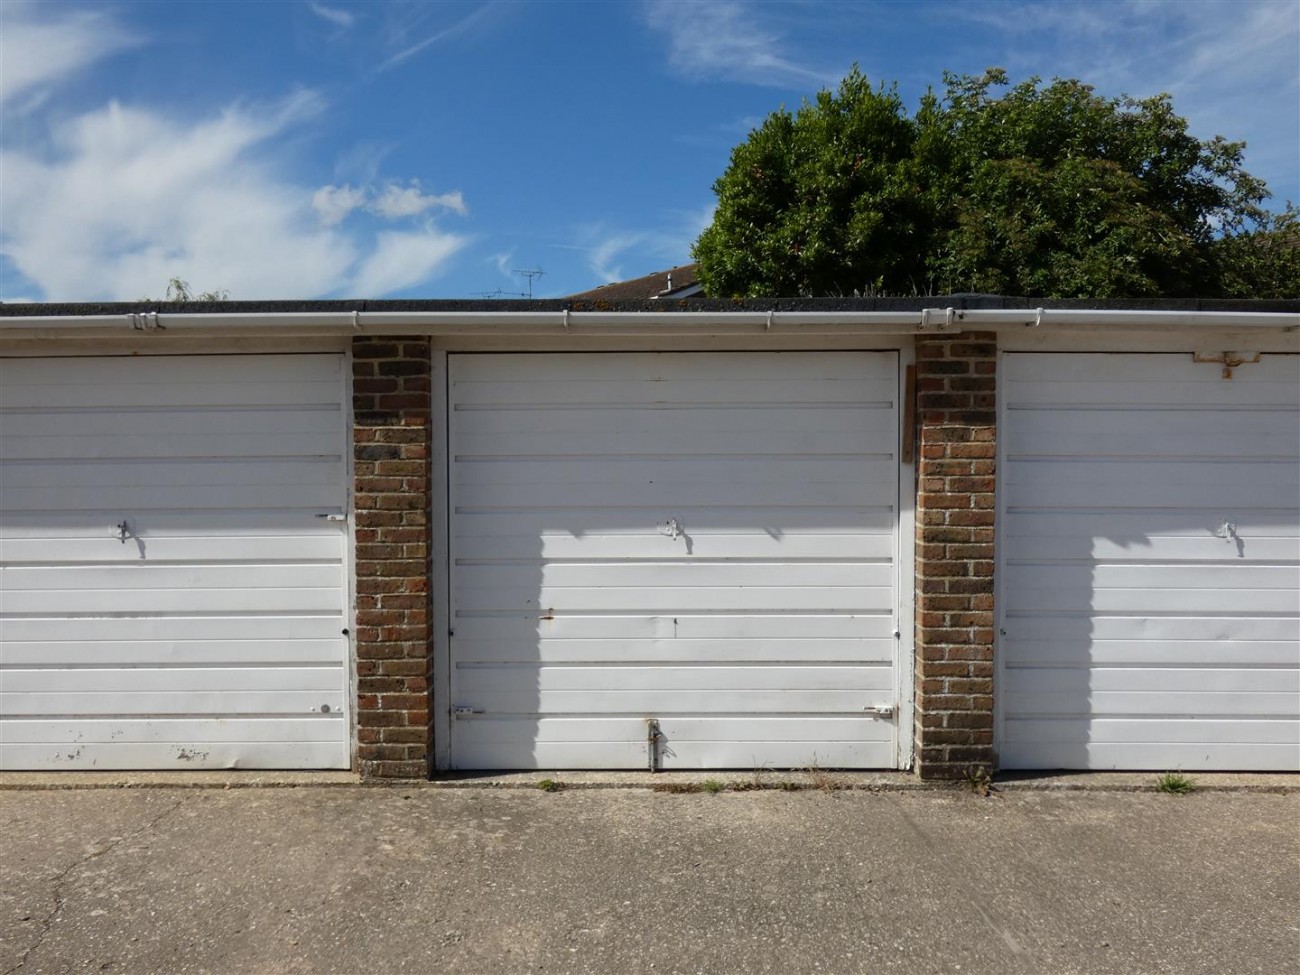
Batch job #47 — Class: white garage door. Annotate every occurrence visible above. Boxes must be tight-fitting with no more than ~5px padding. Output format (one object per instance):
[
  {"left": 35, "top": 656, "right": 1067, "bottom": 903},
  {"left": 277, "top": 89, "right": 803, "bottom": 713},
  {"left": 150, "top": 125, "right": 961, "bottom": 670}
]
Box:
[
  {"left": 448, "top": 352, "right": 903, "bottom": 769},
  {"left": 0, "top": 354, "right": 350, "bottom": 770},
  {"left": 999, "top": 353, "right": 1300, "bottom": 770}
]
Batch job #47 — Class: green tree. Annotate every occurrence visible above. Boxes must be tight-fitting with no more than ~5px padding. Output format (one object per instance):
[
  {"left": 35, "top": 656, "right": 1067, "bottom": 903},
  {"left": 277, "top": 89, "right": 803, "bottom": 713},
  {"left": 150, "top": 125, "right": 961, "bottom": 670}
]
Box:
[{"left": 693, "top": 68, "right": 1295, "bottom": 299}]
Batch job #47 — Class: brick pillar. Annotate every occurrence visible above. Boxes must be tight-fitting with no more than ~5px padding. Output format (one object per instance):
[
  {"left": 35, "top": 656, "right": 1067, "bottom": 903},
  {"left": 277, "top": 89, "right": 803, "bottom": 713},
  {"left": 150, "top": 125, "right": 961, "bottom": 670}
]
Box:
[
  {"left": 351, "top": 338, "right": 432, "bottom": 779},
  {"left": 913, "top": 332, "right": 997, "bottom": 779}
]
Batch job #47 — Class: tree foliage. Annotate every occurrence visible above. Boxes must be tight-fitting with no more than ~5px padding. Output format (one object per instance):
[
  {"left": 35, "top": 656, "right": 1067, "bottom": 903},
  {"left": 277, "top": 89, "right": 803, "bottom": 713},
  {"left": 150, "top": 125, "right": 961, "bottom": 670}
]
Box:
[{"left": 693, "top": 68, "right": 1298, "bottom": 298}]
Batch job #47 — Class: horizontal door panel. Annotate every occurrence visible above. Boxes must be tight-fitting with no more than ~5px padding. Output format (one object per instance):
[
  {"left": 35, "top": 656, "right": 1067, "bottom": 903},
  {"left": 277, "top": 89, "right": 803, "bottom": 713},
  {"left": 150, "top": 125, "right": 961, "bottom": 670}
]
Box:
[
  {"left": 0, "top": 740, "right": 350, "bottom": 771},
  {"left": 455, "top": 585, "right": 893, "bottom": 614},
  {"left": 451, "top": 637, "right": 894, "bottom": 665},
  {"left": 1001, "top": 667, "right": 1299, "bottom": 696},
  {"left": 2, "top": 460, "right": 345, "bottom": 491},
  {"left": 0, "top": 639, "right": 345, "bottom": 666},
  {"left": 1, "top": 433, "right": 344, "bottom": 461},
  {"left": 1, "top": 690, "right": 344, "bottom": 715},
  {"left": 1, "top": 587, "right": 346, "bottom": 614},
  {"left": 1002, "top": 690, "right": 1297, "bottom": 718},
  {"left": 452, "top": 377, "right": 890, "bottom": 406},
  {"left": 450, "top": 613, "right": 893, "bottom": 642},
  {"left": 3, "top": 665, "right": 345, "bottom": 694},
  {"left": 0, "top": 534, "right": 344, "bottom": 564},
  {"left": 453, "top": 352, "right": 895, "bottom": 385},
  {"left": 454, "top": 562, "right": 894, "bottom": 591},
  {"left": 0, "top": 715, "right": 344, "bottom": 744},
  {"left": 1001, "top": 587, "right": 1297, "bottom": 614},
  {"left": 8, "top": 407, "right": 342, "bottom": 439},
  {"left": 998, "top": 740, "right": 1299, "bottom": 772},
  {"left": 454, "top": 456, "right": 894, "bottom": 488},
  {"left": 1000, "top": 638, "right": 1300, "bottom": 668},
  {"left": 1, "top": 563, "right": 342, "bottom": 591},
  {"left": 453, "top": 482, "right": 886, "bottom": 509},
  {"left": 0, "top": 614, "right": 345, "bottom": 642},
  {"left": 1003, "top": 615, "right": 1300, "bottom": 644},
  {"left": 1, "top": 484, "right": 345, "bottom": 513},
  {"left": 453, "top": 664, "right": 895, "bottom": 696},
  {"left": 0, "top": 381, "right": 345, "bottom": 411},
  {"left": 1003, "top": 353, "right": 1298, "bottom": 387},
  {"left": 1003, "top": 563, "right": 1300, "bottom": 593},
  {"left": 1003, "top": 717, "right": 1300, "bottom": 745}
]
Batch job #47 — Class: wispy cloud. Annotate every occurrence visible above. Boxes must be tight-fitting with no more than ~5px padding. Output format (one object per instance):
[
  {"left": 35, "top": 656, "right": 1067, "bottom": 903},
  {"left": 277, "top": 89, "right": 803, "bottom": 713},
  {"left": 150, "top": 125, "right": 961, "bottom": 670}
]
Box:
[
  {"left": 377, "top": 2, "right": 502, "bottom": 72},
  {"left": 644, "top": 0, "right": 835, "bottom": 88},
  {"left": 569, "top": 205, "right": 712, "bottom": 285},
  {"left": 349, "top": 228, "right": 466, "bottom": 296},
  {"left": 0, "top": 1, "right": 142, "bottom": 111},
  {"left": 308, "top": 2, "right": 356, "bottom": 30}
]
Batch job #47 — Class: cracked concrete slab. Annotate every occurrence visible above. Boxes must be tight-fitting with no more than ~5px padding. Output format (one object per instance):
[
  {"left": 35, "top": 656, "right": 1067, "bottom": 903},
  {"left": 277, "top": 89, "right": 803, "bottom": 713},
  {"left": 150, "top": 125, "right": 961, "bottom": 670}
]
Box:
[{"left": 0, "top": 789, "right": 1296, "bottom": 975}]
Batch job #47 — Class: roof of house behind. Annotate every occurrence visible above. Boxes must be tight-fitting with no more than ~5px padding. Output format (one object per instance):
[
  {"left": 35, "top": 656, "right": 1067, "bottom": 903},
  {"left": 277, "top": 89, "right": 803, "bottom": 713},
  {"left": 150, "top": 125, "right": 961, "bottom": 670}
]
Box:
[{"left": 565, "top": 263, "right": 701, "bottom": 300}]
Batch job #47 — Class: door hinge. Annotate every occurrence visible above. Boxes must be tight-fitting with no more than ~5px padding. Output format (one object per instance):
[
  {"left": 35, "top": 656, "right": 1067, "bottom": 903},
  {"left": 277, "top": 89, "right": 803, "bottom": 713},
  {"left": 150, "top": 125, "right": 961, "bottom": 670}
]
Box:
[
  {"left": 865, "top": 704, "right": 895, "bottom": 718},
  {"left": 452, "top": 706, "right": 484, "bottom": 719}
]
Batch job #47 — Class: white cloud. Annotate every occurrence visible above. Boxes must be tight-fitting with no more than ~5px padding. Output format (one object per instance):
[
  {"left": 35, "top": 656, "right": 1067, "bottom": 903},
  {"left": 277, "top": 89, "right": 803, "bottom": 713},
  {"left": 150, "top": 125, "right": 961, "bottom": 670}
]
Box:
[
  {"left": 308, "top": 2, "right": 355, "bottom": 29},
  {"left": 349, "top": 229, "right": 466, "bottom": 296},
  {"left": 0, "top": 95, "right": 468, "bottom": 300},
  {"left": 312, "top": 183, "right": 368, "bottom": 226},
  {"left": 372, "top": 182, "right": 468, "bottom": 218},
  {"left": 311, "top": 180, "right": 468, "bottom": 226},
  {"left": 644, "top": 0, "right": 834, "bottom": 88},
  {"left": 0, "top": 1, "right": 142, "bottom": 110}
]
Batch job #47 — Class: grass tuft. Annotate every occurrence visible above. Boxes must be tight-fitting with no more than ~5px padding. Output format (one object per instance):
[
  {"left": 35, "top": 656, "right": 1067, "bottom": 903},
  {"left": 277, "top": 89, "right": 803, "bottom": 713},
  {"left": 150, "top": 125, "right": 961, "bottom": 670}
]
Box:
[{"left": 1156, "top": 771, "right": 1196, "bottom": 795}]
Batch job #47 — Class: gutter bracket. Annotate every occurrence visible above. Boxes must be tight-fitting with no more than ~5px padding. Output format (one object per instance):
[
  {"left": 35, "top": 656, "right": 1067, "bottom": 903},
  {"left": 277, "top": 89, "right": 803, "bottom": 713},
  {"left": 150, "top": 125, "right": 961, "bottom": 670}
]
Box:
[
  {"left": 765, "top": 310, "right": 774, "bottom": 332},
  {"left": 352, "top": 310, "right": 361, "bottom": 330},
  {"left": 562, "top": 308, "right": 570, "bottom": 332},
  {"left": 130, "top": 312, "right": 163, "bottom": 332},
  {"left": 1028, "top": 307, "right": 1044, "bottom": 328}
]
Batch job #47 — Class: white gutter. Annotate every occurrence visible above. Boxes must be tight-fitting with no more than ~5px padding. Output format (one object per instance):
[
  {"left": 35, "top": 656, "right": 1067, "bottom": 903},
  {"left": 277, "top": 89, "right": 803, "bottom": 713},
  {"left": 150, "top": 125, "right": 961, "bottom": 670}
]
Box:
[{"left": 0, "top": 306, "right": 1294, "bottom": 339}]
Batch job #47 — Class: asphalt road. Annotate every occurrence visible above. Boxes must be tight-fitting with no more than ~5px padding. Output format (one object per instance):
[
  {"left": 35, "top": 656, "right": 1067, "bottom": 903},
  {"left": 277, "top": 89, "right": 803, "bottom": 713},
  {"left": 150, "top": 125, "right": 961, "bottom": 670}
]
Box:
[{"left": 1, "top": 787, "right": 1296, "bottom": 975}]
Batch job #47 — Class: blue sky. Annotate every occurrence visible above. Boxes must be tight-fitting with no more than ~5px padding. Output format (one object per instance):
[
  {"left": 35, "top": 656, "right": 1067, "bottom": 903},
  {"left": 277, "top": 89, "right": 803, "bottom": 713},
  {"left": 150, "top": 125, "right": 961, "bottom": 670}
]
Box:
[{"left": 1, "top": 0, "right": 1297, "bottom": 301}]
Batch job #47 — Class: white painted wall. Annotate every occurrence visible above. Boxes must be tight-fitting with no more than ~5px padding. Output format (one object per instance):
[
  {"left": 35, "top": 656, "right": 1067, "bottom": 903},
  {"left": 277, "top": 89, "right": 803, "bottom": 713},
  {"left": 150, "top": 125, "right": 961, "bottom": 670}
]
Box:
[
  {"left": 447, "top": 352, "right": 903, "bottom": 769},
  {"left": 998, "top": 352, "right": 1300, "bottom": 770},
  {"left": 0, "top": 354, "right": 351, "bottom": 770}
]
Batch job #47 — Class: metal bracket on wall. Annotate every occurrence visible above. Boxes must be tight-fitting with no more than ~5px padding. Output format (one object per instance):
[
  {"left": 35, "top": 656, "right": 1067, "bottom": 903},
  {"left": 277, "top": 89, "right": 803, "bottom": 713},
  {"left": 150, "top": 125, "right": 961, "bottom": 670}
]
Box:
[
  {"left": 645, "top": 717, "right": 662, "bottom": 772},
  {"left": 1193, "top": 351, "right": 1260, "bottom": 380}
]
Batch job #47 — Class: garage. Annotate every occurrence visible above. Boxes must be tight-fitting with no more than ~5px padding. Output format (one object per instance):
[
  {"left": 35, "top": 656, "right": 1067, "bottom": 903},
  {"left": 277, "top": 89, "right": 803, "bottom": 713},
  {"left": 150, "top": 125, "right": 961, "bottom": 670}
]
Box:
[
  {"left": 445, "top": 351, "right": 908, "bottom": 770},
  {"left": 998, "top": 352, "right": 1300, "bottom": 770},
  {"left": 0, "top": 353, "right": 351, "bottom": 770}
]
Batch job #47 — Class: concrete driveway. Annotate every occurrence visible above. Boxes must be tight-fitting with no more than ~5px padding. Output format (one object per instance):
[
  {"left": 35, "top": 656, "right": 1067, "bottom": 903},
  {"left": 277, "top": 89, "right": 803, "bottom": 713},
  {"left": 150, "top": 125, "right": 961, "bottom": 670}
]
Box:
[{"left": 1, "top": 786, "right": 1296, "bottom": 975}]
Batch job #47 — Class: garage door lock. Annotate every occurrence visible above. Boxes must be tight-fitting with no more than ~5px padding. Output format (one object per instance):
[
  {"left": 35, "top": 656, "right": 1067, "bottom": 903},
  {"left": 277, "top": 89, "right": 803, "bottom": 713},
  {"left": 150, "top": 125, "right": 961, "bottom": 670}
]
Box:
[
  {"left": 452, "top": 706, "right": 484, "bottom": 718},
  {"left": 865, "top": 705, "right": 895, "bottom": 718}
]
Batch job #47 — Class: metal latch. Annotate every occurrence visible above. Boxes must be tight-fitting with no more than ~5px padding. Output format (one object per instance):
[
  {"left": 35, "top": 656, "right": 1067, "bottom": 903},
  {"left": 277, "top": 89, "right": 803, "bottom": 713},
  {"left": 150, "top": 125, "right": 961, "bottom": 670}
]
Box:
[
  {"left": 316, "top": 513, "right": 347, "bottom": 522},
  {"left": 452, "top": 706, "right": 484, "bottom": 718},
  {"left": 658, "top": 518, "right": 682, "bottom": 540},
  {"left": 865, "top": 705, "right": 895, "bottom": 718}
]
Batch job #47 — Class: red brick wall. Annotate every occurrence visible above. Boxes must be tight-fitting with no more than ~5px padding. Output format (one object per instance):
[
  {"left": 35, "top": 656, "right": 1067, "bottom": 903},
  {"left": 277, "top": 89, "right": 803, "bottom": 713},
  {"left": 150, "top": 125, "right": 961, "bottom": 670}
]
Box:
[
  {"left": 351, "top": 338, "right": 432, "bottom": 779},
  {"left": 913, "top": 332, "right": 997, "bottom": 779}
]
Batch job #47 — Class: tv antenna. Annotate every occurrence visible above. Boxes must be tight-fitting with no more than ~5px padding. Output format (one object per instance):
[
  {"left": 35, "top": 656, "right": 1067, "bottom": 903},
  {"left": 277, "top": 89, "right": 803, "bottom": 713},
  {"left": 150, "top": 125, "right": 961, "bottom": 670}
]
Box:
[{"left": 475, "top": 267, "right": 545, "bottom": 299}]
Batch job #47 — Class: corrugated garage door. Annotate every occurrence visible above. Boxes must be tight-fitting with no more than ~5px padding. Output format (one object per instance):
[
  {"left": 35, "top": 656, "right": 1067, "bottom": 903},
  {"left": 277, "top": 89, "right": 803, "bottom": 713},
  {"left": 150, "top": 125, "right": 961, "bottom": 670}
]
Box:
[
  {"left": 448, "top": 352, "right": 903, "bottom": 769},
  {"left": 0, "top": 354, "right": 350, "bottom": 770},
  {"left": 999, "top": 353, "right": 1300, "bottom": 770}
]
